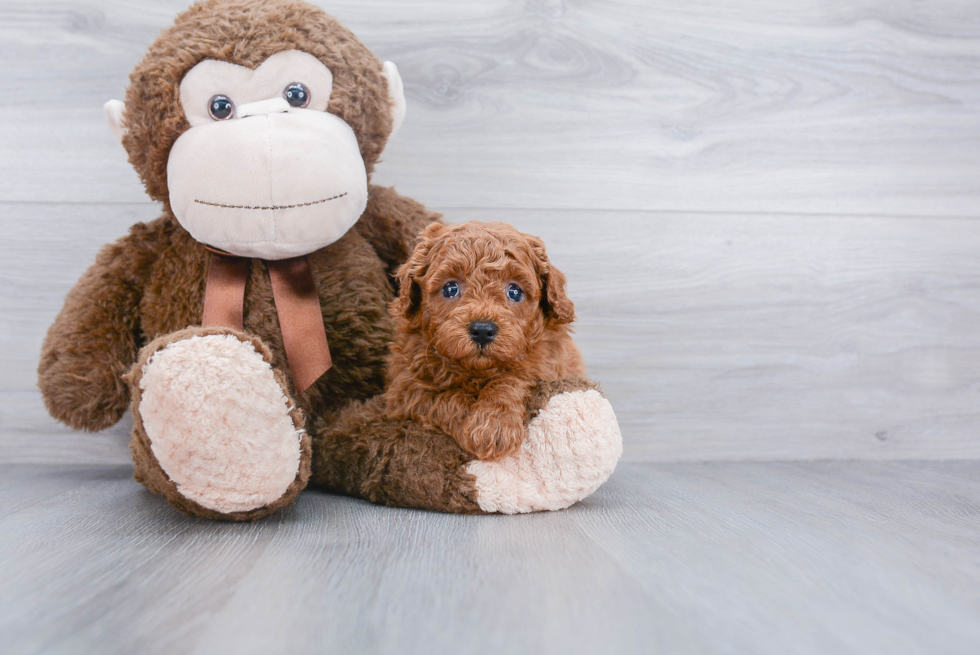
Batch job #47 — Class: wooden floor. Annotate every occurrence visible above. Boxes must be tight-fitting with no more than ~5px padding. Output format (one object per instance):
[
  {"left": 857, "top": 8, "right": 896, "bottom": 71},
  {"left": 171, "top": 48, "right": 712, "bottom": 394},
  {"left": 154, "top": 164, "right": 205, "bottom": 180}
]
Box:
[
  {"left": 3, "top": 1, "right": 980, "bottom": 653},
  {"left": 3, "top": 461, "right": 980, "bottom": 655}
]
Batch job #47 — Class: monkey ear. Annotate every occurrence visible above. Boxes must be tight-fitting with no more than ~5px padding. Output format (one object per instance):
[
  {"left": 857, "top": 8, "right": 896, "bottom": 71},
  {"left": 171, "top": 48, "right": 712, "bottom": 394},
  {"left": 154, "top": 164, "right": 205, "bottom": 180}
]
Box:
[
  {"left": 528, "top": 237, "right": 576, "bottom": 326},
  {"left": 382, "top": 62, "right": 406, "bottom": 139},
  {"left": 104, "top": 99, "right": 127, "bottom": 145}
]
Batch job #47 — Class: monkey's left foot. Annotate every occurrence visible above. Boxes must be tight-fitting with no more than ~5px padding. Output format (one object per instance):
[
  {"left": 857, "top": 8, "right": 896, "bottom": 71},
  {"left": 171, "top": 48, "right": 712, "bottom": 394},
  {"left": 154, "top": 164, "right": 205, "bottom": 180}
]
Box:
[
  {"left": 127, "top": 326, "right": 311, "bottom": 521},
  {"left": 466, "top": 381, "right": 623, "bottom": 514}
]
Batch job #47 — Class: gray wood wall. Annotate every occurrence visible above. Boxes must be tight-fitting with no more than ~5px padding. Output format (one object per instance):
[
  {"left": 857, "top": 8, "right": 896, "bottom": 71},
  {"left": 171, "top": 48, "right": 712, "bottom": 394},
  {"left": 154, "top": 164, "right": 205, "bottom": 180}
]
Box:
[{"left": 3, "top": 0, "right": 980, "bottom": 463}]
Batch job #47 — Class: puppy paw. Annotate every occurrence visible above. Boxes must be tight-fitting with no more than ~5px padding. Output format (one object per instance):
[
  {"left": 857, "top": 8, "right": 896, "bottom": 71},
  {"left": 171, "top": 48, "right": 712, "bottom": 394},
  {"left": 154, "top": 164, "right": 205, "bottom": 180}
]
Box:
[
  {"left": 128, "top": 327, "right": 311, "bottom": 520},
  {"left": 458, "top": 410, "right": 526, "bottom": 461},
  {"left": 465, "top": 389, "right": 622, "bottom": 513}
]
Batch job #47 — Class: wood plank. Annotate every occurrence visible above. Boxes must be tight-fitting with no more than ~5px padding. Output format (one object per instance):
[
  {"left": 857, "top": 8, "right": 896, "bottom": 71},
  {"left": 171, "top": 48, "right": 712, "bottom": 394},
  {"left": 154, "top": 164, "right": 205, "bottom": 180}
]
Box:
[
  {"left": 575, "top": 461, "right": 980, "bottom": 654},
  {"left": 495, "top": 208, "right": 980, "bottom": 461},
  {"left": 5, "top": 202, "right": 980, "bottom": 463},
  {"left": 0, "top": 463, "right": 129, "bottom": 519},
  {"left": 1, "top": 1, "right": 979, "bottom": 214},
  {"left": 0, "top": 464, "right": 662, "bottom": 654},
  {"left": 1, "top": 461, "right": 979, "bottom": 654}
]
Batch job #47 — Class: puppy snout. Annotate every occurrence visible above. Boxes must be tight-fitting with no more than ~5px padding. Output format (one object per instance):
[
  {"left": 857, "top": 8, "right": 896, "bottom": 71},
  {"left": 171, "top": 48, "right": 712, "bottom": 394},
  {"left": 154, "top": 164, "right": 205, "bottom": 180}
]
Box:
[{"left": 468, "top": 321, "right": 498, "bottom": 347}]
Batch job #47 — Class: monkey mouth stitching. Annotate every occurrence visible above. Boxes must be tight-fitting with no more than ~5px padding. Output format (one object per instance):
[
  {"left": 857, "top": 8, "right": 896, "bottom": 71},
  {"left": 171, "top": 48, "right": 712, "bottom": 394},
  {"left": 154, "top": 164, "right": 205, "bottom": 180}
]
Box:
[{"left": 193, "top": 192, "right": 348, "bottom": 211}]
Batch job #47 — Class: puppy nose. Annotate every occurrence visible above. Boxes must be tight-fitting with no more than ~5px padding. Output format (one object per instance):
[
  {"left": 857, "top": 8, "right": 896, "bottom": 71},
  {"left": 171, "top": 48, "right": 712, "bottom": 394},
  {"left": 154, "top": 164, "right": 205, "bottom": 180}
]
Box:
[{"left": 468, "top": 321, "right": 498, "bottom": 346}]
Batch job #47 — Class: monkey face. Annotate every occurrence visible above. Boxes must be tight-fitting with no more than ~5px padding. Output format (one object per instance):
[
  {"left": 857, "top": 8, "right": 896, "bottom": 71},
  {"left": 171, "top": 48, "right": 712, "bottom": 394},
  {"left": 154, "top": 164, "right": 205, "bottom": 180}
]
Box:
[
  {"left": 104, "top": 1, "right": 408, "bottom": 261},
  {"left": 163, "top": 50, "right": 370, "bottom": 260}
]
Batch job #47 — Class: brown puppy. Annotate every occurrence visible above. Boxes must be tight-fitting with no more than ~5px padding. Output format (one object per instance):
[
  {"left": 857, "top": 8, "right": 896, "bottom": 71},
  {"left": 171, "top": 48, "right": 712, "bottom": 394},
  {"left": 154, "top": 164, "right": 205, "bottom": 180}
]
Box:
[{"left": 385, "top": 222, "right": 585, "bottom": 460}]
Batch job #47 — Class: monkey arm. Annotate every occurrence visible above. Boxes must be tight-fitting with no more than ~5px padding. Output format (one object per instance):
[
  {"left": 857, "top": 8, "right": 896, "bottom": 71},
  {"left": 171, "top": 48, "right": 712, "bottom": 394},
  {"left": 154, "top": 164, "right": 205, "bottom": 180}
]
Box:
[
  {"left": 38, "top": 224, "right": 158, "bottom": 431},
  {"left": 355, "top": 185, "right": 443, "bottom": 279}
]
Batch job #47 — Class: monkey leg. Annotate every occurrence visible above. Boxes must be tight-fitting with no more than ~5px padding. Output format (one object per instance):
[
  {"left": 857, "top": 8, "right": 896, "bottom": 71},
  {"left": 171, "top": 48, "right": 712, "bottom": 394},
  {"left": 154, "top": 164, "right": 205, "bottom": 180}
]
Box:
[
  {"left": 309, "top": 377, "right": 622, "bottom": 514},
  {"left": 309, "top": 397, "right": 485, "bottom": 513},
  {"left": 467, "top": 377, "right": 623, "bottom": 513},
  {"left": 125, "top": 326, "right": 311, "bottom": 521}
]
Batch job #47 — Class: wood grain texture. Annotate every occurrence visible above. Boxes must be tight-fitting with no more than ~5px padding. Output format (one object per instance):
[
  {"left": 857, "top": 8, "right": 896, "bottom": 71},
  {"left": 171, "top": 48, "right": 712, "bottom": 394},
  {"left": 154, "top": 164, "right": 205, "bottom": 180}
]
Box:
[
  {"left": 1, "top": 461, "right": 979, "bottom": 655},
  {"left": 0, "top": 0, "right": 979, "bottom": 213},
  {"left": 2, "top": 1, "right": 980, "bottom": 461},
  {"left": 5, "top": 202, "right": 980, "bottom": 463}
]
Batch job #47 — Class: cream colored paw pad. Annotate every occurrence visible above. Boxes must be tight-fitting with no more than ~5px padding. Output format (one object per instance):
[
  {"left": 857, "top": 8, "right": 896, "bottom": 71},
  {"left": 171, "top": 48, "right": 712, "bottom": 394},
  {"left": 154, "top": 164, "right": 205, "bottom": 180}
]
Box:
[
  {"left": 139, "top": 334, "right": 301, "bottom": 513},
  {"left": 466, "top": 389, "right": 623, "bottom": 514}
]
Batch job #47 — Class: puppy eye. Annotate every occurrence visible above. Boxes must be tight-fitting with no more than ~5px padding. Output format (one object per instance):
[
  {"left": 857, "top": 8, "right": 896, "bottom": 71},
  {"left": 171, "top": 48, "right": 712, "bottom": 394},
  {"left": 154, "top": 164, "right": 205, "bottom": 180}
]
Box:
[
  {"left": 442, "top": 280, "right": 460, "bottom": 298},
  {"left": 283, "top": 83, "right": 311, "bottom": 108},
  {"left": 208, "top": 95, "right": 235, "bottom": 120},
  {"left": 507, "top": 283, "right": 524, "bottom": 302}
]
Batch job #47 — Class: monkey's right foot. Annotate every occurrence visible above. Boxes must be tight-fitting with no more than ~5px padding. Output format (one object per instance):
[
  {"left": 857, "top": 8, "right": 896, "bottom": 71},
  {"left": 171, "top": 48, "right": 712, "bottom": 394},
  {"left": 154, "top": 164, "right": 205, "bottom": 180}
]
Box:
[{"left": 126, "top": 327, "right": 310, "bottom": 521}]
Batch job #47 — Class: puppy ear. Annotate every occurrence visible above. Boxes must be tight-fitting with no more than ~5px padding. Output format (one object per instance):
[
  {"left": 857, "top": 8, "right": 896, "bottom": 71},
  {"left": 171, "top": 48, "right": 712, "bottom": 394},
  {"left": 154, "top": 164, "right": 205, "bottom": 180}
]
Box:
[
  {"left": 391, "top": 222, "right": 446, "bottom": 325},
  {"left": 391, "top": 260, "right": 420, "bottom": 323},
  {"left": 528, "top": 236, "right": 575, "bottom": 326}
]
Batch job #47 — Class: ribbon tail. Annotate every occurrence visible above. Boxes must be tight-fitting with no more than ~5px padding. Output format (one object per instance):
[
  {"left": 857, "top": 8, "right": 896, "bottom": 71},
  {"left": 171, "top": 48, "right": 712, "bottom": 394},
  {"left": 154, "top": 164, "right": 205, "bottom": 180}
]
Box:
[
  {"left": 202, "top": 252, "right": 250, "bottom": 330},
  {"left": 266, "top": 256, "right": 332, "bottom": 394}
]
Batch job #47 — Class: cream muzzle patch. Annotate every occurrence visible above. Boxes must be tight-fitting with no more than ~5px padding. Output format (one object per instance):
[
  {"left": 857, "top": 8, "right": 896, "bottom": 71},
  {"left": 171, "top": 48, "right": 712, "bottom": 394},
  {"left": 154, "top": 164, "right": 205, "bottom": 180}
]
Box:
[{"left": 167, "top": 50, "right": 368, "bottom": 260}]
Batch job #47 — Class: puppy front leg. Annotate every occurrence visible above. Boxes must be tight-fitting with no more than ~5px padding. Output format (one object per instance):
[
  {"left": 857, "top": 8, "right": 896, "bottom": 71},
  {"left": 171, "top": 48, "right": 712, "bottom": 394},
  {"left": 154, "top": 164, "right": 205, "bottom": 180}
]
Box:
[{"left": 457, "top": 379, "right": 532, "bottom": 461}]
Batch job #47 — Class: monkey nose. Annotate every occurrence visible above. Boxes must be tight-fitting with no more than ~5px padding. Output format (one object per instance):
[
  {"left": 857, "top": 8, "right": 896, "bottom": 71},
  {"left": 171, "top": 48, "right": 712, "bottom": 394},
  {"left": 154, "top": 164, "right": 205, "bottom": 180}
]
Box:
[
  {"left": 237, "top": 97, "right": 291, "bottom": 119},
  {"left": 468, "top": 321, "right": 498, "bottom": 347}
]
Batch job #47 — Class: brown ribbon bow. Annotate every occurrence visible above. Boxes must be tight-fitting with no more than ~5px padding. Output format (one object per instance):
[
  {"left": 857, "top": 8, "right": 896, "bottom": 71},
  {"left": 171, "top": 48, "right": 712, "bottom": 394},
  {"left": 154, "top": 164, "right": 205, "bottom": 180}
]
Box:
[{"left": 202, "top": 249, "right": 332, "bottom": 394}]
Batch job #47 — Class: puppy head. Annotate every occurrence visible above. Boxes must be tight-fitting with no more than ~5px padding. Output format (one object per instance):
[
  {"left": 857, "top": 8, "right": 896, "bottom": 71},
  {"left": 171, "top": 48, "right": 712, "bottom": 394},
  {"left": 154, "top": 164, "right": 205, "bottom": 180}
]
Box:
[{"left": 392, "top": 221, "right": 575, "bottom": 370}]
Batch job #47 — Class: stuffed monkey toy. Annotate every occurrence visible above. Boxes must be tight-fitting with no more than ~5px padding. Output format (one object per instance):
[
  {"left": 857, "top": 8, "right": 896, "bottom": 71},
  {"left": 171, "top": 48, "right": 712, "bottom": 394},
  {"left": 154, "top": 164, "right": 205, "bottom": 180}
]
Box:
[{"left": 38, "top": 0, "right": 622, "bottom": 520}]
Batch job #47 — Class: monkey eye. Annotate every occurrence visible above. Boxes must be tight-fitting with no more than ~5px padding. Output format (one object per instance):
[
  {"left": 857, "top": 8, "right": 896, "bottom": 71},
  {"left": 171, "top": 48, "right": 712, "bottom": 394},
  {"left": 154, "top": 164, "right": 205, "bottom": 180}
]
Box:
[
  {"left": 283, "top": 82, "right": 311, "bottom": 108},
  {"left": 442, "top": 280, "right": 460, "bottom": 299},
  {"left": 207, "top": 95, "right": 235, "bottom": 120},
  {"left": 507, "top": 283, "right": 524, "bottom": 302}
]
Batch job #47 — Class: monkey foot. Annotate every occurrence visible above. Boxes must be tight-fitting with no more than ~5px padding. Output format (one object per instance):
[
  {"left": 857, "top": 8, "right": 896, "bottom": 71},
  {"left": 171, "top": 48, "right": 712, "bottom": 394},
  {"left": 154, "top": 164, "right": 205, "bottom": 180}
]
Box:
[
  {"left": 127, "top": 327, "right": 310, "bottom": 521},
  {"left": 465, "top": 389, "right": 623, "bottom": 514}
]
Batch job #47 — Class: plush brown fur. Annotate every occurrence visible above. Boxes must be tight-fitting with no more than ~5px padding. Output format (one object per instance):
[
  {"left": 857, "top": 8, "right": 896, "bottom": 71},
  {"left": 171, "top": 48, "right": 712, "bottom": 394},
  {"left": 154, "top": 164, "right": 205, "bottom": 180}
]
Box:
[
  {"left": 310, "top": 376, "right": 601, "bottom": 513},
  {"left": 38, "top": 186, "right": 435, "bottom": 434},
  {"left": 310, "top": 397, "right": 483, "bottom": 514},
  {"left": 384, "top": 222, "right": 585, "bottom": 460}
]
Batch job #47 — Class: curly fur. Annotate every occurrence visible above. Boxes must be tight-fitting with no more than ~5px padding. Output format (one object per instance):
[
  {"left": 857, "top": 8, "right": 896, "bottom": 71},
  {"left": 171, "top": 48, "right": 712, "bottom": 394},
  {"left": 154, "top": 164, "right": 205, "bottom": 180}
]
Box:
[{"left": 384, "top": 222, "right": 585, "bottom": 460}]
